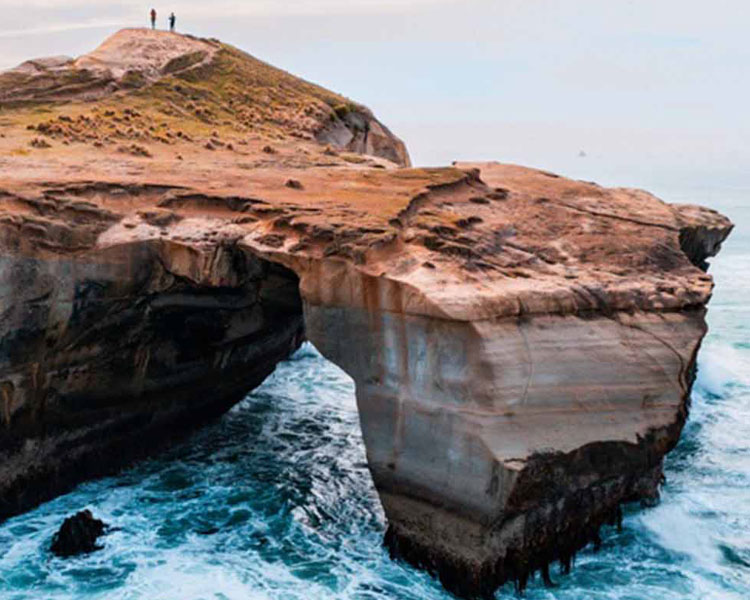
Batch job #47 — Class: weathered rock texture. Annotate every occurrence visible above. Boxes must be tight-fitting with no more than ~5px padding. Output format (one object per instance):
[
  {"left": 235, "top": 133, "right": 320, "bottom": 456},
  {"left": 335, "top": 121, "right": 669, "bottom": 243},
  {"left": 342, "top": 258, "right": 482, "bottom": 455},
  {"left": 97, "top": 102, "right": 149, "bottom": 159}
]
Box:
[{"left": 0, "top": 29, "right": 733, "bottom": 598}]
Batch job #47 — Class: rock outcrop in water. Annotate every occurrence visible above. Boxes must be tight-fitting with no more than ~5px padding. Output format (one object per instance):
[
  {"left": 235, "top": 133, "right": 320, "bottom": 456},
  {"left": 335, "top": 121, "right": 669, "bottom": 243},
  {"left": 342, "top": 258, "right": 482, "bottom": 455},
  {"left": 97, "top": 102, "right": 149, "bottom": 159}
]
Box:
[
  {"left": 50, "top": 510, "right": 107, "bottom": 557},
  {"left": 0, "top": 29, "right": 733, "bottom": 598}
]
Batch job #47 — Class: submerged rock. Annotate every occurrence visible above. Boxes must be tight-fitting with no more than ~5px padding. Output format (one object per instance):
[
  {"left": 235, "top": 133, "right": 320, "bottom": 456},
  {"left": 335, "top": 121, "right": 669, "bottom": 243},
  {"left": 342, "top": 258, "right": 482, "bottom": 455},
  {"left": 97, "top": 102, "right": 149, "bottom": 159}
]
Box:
[
  {"left": 50, "top": 510, "right": 107, "bottom": 557},
  {"left": 0, "top": 28, "right": 733, "bottom": 599}
]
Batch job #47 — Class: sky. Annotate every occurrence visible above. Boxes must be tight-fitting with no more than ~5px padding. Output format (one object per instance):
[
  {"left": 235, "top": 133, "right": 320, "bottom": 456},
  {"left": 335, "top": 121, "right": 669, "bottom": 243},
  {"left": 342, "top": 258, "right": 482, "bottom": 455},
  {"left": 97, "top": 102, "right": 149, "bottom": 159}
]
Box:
[{"left": 0, "top": 0, "right": 748, "bottom": 200}]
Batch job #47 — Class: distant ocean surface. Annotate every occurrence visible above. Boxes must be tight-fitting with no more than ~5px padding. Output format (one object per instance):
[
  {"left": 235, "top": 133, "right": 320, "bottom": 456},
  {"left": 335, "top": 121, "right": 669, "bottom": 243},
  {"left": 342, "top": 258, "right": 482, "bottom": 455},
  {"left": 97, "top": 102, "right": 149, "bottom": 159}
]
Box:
[{"left": 0, "top": 185, "right": 747, "bottom": 600}]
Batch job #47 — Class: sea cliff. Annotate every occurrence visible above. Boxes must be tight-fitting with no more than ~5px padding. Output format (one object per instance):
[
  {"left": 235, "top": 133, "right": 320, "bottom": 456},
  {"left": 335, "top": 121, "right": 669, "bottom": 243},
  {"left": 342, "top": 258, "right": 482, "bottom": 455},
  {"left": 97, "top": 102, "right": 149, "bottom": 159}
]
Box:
[{"left": 0, "top": 29, "right": 732, "bottom": 598}]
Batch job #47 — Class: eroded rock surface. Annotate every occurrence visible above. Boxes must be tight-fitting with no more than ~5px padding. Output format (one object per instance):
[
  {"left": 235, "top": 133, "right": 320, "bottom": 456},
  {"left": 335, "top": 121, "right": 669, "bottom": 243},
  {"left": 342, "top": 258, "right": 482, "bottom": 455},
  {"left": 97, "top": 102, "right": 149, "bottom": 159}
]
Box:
[{"left": 0, "top": 29, "right": 733, "bottom": 598}]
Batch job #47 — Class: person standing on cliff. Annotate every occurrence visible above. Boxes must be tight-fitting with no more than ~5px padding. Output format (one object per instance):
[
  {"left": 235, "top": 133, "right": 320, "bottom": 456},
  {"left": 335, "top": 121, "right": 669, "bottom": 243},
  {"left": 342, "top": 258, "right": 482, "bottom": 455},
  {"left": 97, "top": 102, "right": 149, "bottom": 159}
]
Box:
[
  {"left": 150, "top": 8, "right": 157, "bottom": 29},
  {"left": 169, "top": 12, "right": 176, "bottom": 32}
]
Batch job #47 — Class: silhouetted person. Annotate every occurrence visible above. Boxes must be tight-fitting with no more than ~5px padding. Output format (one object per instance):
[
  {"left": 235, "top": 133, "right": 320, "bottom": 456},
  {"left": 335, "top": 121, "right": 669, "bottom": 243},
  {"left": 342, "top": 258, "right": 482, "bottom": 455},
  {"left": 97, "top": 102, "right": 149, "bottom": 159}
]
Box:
[
  {"left": 150, "top": 8, "right": 157, "bottom": 30},
  {"left": 169, "top": 12, "right": 176, "bottom": 32}
]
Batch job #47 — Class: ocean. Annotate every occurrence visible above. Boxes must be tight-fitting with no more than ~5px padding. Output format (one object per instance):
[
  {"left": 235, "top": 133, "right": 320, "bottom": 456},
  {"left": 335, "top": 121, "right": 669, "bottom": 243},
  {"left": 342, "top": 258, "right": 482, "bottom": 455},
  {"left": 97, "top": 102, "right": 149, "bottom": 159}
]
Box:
[{"left": 0, "top": 185, "right": 746, "bottom": 600}]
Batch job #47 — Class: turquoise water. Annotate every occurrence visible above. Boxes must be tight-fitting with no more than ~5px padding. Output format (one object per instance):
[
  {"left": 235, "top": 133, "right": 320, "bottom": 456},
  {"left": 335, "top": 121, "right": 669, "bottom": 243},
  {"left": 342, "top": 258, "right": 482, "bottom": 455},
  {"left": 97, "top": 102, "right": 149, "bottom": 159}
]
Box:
[{"left": 0, "top": 195, "right": 747, "bottom": 600}]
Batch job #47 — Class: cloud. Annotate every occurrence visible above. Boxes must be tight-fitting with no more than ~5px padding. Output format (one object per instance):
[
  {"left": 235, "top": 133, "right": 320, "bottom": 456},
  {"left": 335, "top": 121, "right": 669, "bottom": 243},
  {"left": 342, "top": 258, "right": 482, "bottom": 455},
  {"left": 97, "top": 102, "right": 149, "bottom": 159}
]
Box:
[
  {"left": 3, "top": 0, "right": 458, "bottom": 18},
  {"left": 0, "top": 0, "right": 460, "bottom": 42},
  {"left": 184, "top": 0, "right": 459, "bottom": 17},
  {"left": 0, "top": 19, "right": 122, "bottom": 39}
]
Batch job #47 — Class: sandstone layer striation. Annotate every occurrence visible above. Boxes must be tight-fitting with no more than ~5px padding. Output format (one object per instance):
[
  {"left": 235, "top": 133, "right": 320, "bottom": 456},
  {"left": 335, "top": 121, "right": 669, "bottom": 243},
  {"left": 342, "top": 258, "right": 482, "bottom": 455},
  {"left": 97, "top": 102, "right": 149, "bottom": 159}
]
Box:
[{"left": 0, "top": 29, "right": 732, "bottom": 598}]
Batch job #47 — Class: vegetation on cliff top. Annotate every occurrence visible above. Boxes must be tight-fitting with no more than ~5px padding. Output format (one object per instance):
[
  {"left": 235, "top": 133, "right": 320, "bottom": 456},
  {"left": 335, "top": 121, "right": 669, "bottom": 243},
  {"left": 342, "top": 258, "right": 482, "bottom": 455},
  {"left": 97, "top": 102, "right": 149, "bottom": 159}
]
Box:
[{"left": 0, "top": 30, "right": 386, "bottom": 162}]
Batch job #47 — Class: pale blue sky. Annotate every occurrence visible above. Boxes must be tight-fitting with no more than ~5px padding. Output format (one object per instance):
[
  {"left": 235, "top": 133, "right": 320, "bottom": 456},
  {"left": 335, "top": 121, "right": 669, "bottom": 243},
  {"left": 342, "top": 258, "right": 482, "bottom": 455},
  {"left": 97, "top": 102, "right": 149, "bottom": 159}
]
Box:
[{"left": 1, "top": 0, "right": 748, "bottom": 197}]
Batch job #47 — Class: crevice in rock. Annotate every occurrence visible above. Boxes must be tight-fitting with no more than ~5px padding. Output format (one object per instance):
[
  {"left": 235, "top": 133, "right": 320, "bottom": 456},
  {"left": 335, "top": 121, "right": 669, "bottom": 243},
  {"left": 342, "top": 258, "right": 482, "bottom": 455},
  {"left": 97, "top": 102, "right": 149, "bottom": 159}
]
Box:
[{"left": 678, "top": 222, "right": 733, "bottom": 271}]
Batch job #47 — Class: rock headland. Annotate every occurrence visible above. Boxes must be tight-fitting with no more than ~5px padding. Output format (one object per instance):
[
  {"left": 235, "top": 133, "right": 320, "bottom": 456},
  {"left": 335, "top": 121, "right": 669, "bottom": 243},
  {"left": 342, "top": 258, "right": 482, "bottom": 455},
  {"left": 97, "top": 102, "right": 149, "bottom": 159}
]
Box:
[{"left": 0, "top": 29, "right": 733, "bottom": 597}]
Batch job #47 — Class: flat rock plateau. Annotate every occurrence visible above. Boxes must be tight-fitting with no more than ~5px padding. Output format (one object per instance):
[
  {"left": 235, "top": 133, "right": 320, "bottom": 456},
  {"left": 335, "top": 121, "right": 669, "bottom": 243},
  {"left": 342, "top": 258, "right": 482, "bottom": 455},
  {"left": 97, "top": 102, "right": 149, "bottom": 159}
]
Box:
[{"left": 0, "top": 28, "right": 733, "bottom": 598}]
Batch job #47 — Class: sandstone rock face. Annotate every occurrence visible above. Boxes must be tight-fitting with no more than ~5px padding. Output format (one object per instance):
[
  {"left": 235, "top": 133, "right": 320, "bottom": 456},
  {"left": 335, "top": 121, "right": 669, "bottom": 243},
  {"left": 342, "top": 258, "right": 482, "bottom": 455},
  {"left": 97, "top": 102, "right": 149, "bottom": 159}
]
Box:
[
  {"left": 252, "top": 163, "right": 732, "bottom": 595},
  {"left": 315, "top": 106, "right": 411, "bottom": 168},
  {"left": 0, "top": 30, "right": 733, "bottom": 598},
  {"left": 0, "top": 215, "right": 304, "bottom": 518}
]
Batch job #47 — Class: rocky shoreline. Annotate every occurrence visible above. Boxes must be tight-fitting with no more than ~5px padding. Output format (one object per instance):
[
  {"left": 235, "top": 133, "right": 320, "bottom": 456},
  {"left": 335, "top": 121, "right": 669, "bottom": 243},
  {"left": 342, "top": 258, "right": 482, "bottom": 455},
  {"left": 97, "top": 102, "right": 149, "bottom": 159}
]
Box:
[{"left": 0, "top": 29, "right": 733, "bottom": 598}]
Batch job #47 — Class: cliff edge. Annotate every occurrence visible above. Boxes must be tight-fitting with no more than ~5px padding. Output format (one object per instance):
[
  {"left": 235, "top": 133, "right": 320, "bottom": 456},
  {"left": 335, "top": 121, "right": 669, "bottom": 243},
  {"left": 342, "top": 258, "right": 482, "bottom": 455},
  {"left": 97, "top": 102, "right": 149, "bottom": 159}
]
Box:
[{"left": 0, "top": 29, "right": 732, "bottom": 598}]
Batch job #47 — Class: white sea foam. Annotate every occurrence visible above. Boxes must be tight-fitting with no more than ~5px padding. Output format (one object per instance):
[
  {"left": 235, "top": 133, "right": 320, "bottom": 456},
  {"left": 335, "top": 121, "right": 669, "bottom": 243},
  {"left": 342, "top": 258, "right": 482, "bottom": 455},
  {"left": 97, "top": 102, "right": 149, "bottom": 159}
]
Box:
[
  {"left": 696, "top": 342, "right": 749, "bottom": 396},
  {"left": 638, "top": 499, "right": 721, "bottom": 569}
]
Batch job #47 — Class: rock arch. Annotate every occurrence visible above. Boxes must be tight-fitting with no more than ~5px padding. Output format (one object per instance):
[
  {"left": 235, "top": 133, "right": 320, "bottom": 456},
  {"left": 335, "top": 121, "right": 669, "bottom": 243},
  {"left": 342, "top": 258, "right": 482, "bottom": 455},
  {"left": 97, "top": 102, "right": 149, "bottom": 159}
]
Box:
[{"left": 0, "top": 163, "right": 732, "bottom": 597}]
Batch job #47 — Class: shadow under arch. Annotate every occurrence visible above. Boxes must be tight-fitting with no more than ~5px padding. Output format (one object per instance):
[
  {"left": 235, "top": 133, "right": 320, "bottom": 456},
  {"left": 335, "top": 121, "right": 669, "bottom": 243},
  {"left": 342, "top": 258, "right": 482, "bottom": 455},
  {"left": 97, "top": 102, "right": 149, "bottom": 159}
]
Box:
[{"left": 0, "top": 244, "right": 308, "bottom": 521}]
